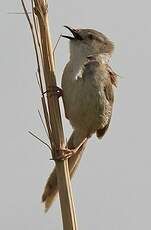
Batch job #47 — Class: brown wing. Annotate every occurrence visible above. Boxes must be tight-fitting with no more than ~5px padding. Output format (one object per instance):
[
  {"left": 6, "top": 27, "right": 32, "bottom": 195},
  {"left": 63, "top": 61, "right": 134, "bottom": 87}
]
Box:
[
  {"left": 96, "top": 68, "right": 115, "bottom": 139},
  {"left": 106, "top": 64, "right": 118, "bottom": 87}
]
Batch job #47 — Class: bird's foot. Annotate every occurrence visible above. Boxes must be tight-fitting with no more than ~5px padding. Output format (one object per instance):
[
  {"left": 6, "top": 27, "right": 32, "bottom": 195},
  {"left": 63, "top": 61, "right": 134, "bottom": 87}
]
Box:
[
  {"left": 50, "top": 138, "right": 87, "bottom": 161},
  {"left": 43, "top": 86, "right": 63, "bottom": 98},
  {"left": 54, "top": 148, "right": 76, "bottom": 161}
]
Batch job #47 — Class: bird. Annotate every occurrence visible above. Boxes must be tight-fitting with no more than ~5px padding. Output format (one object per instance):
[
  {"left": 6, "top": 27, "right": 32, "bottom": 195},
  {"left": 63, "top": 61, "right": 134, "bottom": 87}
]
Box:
[{"left": 42, "top": 26, "right": 117, "bottom": 211}]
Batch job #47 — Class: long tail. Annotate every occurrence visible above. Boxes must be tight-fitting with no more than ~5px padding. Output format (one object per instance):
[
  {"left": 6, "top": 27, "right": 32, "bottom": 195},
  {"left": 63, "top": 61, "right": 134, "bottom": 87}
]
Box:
[{"left": 42, "top": 130, "right": 87, "bottom": 212}]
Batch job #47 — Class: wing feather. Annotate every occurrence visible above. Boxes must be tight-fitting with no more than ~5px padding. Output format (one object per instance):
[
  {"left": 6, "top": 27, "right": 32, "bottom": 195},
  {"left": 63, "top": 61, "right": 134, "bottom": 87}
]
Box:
[{"left": 96, "top": 65, "right": 116, "bottom": 139}]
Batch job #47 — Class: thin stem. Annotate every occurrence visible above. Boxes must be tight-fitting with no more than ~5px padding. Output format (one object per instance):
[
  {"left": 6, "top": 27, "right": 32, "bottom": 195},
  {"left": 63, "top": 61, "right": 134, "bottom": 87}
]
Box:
[
  {"left": 53, "top": 34, "right": 62, "bottom": 54},
  {"left": 28, "top": 131, "right": 51, "bottom": 150},
  {"left": 21, "top": 0, "right": 44, "bottom": 94},
  {"left": 8, "top": 12, "right": 32, "bottom": 14},
  {"left": 38, "top": 109, "right": 49, "bottom": 137}
]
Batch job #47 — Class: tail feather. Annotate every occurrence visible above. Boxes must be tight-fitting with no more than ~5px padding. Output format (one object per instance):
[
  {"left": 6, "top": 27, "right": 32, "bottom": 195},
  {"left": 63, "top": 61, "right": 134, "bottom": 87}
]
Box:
[
  {"left": 41, "top": 168, "right": 58, "bottom": 211},
  {"left": 42, "top": 130, "right": 87, "bottom": 212}
]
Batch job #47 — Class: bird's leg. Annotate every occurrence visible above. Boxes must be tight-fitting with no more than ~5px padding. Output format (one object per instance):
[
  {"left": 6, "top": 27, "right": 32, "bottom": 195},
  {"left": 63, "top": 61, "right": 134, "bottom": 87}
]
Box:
[
  {"left": 43, "top": 86, "right": 63, "bottom": 98},
  {"left": 51, "top": 138, "right": 87, "bottom": 161}
]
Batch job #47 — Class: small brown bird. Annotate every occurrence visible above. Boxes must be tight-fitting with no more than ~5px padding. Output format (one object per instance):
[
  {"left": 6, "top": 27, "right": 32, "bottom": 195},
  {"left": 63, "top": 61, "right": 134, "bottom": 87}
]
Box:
[{"left": 42, "top": 26, "right": 117, "bottom": 211}]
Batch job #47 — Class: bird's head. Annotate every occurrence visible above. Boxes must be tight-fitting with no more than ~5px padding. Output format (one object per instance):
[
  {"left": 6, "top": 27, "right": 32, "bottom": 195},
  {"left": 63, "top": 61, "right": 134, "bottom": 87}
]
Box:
[{"left": 62, "top": 26, "right": 114, "bottom": 60}]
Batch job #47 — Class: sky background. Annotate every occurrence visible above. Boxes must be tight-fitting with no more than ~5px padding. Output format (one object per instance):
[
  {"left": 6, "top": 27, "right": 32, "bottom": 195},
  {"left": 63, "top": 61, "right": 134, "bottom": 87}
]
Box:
[{"left": 0, "top": 0, "right": 151, "bottom": 229}]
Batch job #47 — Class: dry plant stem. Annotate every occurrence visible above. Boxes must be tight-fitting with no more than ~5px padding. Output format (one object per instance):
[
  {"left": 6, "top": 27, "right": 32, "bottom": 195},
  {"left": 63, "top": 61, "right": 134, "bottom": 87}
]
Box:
[
  {"left": 21, "top": 0, "right": 78, "bottom": 229},
  {"left": 38, "top": 110, "right": 49, "bottom": 138},
  {"left": 28, "top": 131, "right": 51, "bottom": 150}
]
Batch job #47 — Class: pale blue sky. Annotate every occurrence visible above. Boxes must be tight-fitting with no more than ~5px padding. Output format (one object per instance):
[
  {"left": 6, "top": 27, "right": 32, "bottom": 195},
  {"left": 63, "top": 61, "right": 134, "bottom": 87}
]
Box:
[{"left": 0, "top": 0, "right": 151, "bottom": 229}]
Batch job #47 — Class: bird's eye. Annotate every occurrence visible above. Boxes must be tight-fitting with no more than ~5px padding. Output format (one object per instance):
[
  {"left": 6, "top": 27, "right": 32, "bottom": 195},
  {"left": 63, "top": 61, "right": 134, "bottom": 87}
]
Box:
[{"left": 88, "top": 34, "right": 93, "bottom": 40}]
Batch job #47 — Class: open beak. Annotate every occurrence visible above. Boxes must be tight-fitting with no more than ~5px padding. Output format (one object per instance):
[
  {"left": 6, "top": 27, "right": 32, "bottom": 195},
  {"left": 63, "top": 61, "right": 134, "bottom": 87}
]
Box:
[{"left": 61, "top": 26, "right": 83, "bottom": 40}]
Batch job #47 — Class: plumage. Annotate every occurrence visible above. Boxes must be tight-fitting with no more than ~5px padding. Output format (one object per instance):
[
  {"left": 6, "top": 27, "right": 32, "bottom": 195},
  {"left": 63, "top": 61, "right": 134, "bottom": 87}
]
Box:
[
  {"left": 42, "top": 27, "right": 117, "bottom": 211},
  {"left": 62, "top": 56, "right": 116, "bottom": 138}
]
